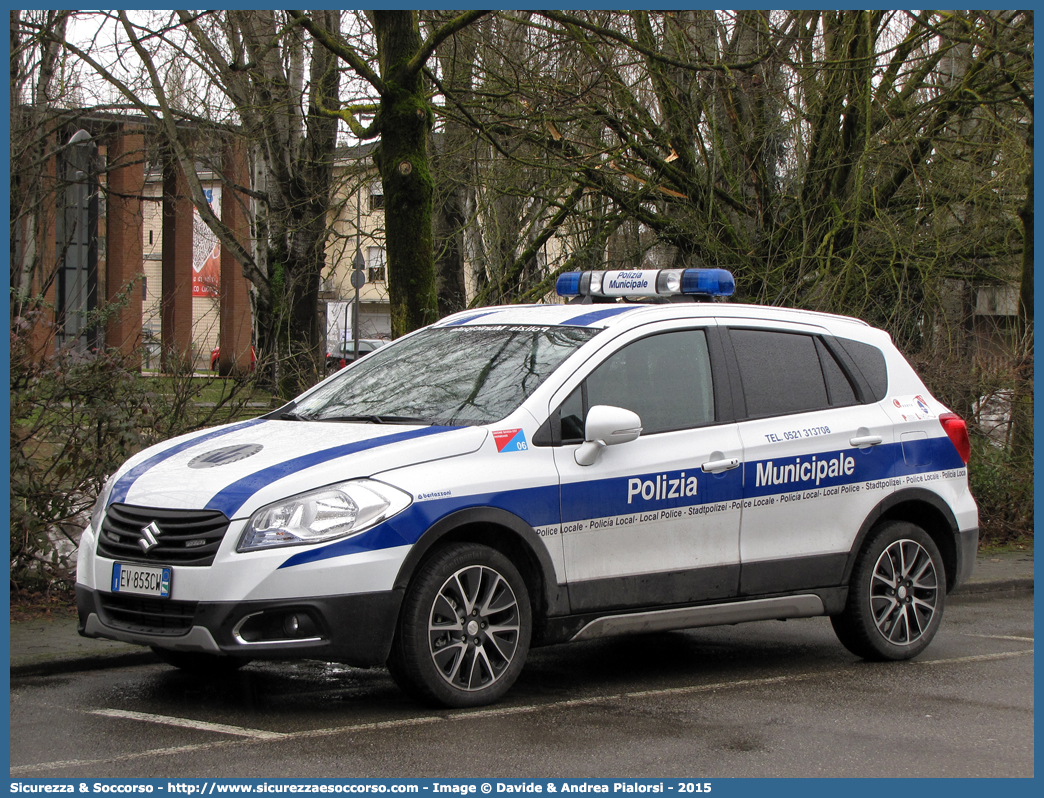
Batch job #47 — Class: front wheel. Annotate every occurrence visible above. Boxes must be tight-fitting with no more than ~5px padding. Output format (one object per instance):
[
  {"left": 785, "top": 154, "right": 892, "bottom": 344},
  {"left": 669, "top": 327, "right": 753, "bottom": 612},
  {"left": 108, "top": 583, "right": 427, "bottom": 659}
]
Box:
[
  {"left": 832, "top": 521, "right": 946, "bottom": 661},
  {"left": 388, "top": 543, "right": 531, "bottom": 708}
]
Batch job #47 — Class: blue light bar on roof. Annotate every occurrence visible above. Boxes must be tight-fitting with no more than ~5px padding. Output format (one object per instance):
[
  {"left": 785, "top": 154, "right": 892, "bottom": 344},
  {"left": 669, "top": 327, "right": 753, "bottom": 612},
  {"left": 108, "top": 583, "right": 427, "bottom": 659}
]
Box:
[{"left": 556, "top": 269, "right": 735, "bottom": 299}]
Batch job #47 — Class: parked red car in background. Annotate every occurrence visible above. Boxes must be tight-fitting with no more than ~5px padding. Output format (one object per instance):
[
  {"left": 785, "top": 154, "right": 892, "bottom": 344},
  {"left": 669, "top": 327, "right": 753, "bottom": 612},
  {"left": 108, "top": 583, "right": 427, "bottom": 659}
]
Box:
[{"left": 210, "top": 346, "right": 256, "bottom": 372}]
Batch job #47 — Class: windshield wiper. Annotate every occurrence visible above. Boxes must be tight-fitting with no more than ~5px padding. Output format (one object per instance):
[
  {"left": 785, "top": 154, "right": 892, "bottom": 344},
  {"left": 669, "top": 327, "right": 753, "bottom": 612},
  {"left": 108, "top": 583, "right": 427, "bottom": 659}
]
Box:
[
  {"left": 279, "top": 410, "right": 313, "bottom": 421},
  {"left": 316, "top": 414, "right": 431, "bottom": 425},
  {"left": 264, "top": 400, "right": 313, "bottom": 421}
]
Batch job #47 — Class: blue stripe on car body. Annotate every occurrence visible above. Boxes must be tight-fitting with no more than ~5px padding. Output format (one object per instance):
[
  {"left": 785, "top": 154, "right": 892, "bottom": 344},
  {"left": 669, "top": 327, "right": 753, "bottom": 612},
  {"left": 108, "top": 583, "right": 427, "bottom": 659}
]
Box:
[
  {"left": 205, "top": 426, "right": 460, "bottom": 518},
  {"left": 275, "top": 436, "right": 964, "bottom": 568},
  {"left": 562, "top": 306, "right": 639, "bottom": 327},
  {"left": 107, "top": 418, "right": 267, "bottom": 506},
  {"left": 440, "top": 311, "right": 502, "bottom": 327},
  {"left": 278, "top": 484, "right": 561, "bottom": 569},
  {"left": 742, "top": 437, "right": 964, "bottom": 500}
]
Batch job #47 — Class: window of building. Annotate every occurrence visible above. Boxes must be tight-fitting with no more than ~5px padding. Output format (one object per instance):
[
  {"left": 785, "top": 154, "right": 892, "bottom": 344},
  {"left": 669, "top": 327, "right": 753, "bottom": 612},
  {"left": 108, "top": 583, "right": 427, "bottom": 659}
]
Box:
[
  {"left": 367, "top": 246, "right": 386, "bottom": 282},
  {"left": 368, "top": 186, "right": 384, "bottom": 212}
]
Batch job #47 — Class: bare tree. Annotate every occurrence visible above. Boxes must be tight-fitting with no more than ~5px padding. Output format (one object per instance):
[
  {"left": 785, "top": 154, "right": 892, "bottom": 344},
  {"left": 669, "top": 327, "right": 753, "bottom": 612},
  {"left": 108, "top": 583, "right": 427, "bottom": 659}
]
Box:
[
  {"left": 291, "top": 9, "right": 490, "bottom": 336},
  {"left": 37, "top": 11, "right": 342, "bottom": 394}
]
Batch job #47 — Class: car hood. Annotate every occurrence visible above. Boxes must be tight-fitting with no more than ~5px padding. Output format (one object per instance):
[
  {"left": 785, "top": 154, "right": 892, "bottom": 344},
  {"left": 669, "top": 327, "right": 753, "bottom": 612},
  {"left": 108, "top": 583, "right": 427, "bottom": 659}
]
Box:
[{"left": 104, "top": 419, "right": 487, "bottom": 519}]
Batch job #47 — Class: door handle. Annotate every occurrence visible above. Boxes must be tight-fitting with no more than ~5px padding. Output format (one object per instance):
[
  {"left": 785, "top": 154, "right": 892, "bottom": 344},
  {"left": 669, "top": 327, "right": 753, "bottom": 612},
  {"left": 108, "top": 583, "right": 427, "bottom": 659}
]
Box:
[
  {"left": 850, "top": 434, "right": 883, "bottom": 447},
  {"left": 701, "top": 457, "right": 740, "bottom": 473}
]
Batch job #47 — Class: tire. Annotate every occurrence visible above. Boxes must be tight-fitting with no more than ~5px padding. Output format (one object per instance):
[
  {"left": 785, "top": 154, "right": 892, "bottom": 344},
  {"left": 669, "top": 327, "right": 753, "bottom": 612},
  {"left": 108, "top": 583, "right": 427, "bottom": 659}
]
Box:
[
  {"left": 832, "top": 521, "right": 946, "bottom": 661},
  {"left": 388, "top": 543, "right": 532, "bottom": 708},
  {"left": 150, "top": 647, "right": 251, "bottom": 674}
]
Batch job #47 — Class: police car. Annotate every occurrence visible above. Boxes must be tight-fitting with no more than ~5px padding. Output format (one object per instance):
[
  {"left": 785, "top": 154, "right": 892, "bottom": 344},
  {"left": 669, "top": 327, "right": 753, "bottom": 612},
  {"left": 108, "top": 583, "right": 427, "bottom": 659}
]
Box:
[{"left": 76, "top": 268, "right": 977, "bottom": 707}]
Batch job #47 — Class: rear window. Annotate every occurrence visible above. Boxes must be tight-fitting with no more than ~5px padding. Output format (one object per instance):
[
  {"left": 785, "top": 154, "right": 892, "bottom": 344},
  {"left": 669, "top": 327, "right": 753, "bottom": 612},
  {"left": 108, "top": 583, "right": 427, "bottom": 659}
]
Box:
[{"left": 816, "top": 338, "right": 858, "bottom": 407}]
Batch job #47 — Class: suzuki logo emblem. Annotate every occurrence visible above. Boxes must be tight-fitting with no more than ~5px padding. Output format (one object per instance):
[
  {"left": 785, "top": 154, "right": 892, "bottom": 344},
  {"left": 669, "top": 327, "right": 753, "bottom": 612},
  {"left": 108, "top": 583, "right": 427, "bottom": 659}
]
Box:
[{"left": 139, "top": 521, "right": 161, "bottom": 554}]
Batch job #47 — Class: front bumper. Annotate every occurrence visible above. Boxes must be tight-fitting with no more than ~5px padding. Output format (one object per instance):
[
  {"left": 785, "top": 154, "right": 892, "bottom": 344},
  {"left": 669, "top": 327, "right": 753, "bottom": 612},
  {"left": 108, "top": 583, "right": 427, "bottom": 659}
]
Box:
[{"left": 76, "top": 585, "right": 403, "bottom": 667}]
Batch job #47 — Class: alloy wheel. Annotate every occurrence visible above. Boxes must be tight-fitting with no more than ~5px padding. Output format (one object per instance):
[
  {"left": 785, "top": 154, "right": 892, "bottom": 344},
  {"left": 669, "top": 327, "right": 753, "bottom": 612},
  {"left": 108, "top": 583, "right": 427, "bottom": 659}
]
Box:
[
  {"left": 427, "top": 564, "right": 521, "bottom": 691},
  {"left": 869, "top": 538, "right": 939, "bottom": 646}
]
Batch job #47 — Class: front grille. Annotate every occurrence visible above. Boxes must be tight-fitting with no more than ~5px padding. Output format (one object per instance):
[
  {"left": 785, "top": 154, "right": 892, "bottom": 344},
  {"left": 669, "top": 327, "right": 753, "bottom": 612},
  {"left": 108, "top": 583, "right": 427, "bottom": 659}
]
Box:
[
  {"left": 98, "top": 503, "right": 230, "bottom": 566},
  {"left": 98, "top": 593, "right": 198, "bottom": 636}
]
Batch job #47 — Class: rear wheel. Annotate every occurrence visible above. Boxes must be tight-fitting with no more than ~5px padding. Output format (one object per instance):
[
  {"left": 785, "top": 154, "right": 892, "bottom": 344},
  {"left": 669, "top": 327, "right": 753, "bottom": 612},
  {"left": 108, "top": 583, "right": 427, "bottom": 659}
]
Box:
[
  {"left": 150, "top": 647, "right": 251, "bottom": 673},
  {"left": 388, "top": 543, "right": 531, "bottom": 708},
  {"left": 832, "top": 521, "right": 945, "bottom": 660}
]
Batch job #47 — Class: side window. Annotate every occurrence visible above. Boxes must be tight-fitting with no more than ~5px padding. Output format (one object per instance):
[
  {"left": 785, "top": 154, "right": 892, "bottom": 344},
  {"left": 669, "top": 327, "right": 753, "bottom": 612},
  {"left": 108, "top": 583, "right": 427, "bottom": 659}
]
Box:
[
  {"left": 730, "top": 329, "right": 830, "bottom": 418},
  {"left": 576, "top": 329, "right": 715, "bottom": 436},
  {"left": 815, "top": 338, "right": 857, "bottom": 407},
  {"left": 560, "top": 385, "right": 584, "bottom": 443},
  {"left": 836, "top": 338, "right": 888, "bottom": 401}
]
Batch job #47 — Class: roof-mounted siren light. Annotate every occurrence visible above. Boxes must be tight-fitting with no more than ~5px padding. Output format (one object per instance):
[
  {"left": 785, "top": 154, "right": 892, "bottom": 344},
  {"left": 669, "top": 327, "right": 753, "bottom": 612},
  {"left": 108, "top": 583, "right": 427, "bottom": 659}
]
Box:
[{"left": 556, "top": 269, "right": 735, "bottom": 300}]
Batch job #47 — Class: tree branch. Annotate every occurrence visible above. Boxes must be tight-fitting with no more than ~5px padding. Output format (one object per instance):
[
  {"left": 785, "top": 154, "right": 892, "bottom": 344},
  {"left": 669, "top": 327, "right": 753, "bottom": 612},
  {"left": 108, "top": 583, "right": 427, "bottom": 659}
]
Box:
[
  {"left": 406, "top": 10, "right": 491, "bottom": 77},
  {"left": 287, "top": 9, "right": 385, "bottom": 93},
  {"left": 538, "top": 10, "right": 768, "bottom": 74}
]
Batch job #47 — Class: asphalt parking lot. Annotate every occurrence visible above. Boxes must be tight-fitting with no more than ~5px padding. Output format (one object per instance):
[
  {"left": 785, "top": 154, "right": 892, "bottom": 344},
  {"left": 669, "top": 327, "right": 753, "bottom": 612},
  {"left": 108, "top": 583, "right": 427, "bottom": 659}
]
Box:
[{"left": 9, "top": 550, "right": 1034, "bottom": 779}]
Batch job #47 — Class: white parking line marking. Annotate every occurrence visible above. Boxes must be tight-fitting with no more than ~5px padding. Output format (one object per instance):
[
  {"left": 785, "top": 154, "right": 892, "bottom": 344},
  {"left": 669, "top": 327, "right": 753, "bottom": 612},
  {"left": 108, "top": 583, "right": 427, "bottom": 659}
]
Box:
[
  {"left": 14, "top": 651, "right": 1035, "bottom": 774},
  {"left": 960, "top": 633, "right": 1034, "bottom": 643},
  {"left": 916, "top": 649, "right": 1033, "bottom": 665},
  {"left": 10, "top": 741, "right": 242, "bottom": 776},
  {"left": 90, "top": 708, "right": 288, "bottom": 740}
]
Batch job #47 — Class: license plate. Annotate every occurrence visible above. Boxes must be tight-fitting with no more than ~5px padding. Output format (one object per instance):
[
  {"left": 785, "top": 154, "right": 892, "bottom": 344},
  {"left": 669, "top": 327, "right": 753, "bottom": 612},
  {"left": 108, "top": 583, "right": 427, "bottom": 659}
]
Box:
[{"left": 111, "top": 562, "right": 172, "bottom": 598}]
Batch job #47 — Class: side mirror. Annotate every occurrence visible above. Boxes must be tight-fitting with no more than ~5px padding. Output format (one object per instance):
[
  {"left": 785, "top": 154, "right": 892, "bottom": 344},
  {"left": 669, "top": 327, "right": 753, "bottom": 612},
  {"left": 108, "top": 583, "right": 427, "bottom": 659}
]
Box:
[{"left": 575, "top": 405, "right": 643, "bottom": 466}]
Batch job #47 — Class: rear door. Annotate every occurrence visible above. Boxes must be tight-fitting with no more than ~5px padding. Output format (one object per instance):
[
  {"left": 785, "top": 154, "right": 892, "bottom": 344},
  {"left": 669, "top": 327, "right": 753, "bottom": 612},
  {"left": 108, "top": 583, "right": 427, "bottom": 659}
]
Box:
[
  {"left": 724, "top": 325, "right": 896, "bottom": 596},
  {"left": 547, "top": 321, "right": 745, "bottom": 613}
]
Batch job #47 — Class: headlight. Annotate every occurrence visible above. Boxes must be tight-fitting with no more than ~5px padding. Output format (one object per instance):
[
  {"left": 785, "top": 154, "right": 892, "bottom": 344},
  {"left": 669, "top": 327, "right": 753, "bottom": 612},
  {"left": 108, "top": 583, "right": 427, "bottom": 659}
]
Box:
[{"left": 237, "top": 479, "right": 412, "bottom": 552}]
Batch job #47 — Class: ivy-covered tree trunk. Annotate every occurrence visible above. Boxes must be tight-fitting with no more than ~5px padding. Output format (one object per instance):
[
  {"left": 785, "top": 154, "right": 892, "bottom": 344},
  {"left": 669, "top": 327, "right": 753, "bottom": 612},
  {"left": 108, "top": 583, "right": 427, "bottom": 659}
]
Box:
[
  {"left": 1011, "top": 120, "right": 1033, "bottom": 466},
  {"left": 372, "top": 11, "right": 438, "bottom": 336}
]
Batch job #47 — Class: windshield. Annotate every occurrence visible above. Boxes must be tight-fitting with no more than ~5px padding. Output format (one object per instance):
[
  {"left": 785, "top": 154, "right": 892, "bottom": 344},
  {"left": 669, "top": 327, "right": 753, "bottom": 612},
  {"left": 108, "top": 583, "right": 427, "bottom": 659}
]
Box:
[{"left": 293, "top": 325, "right": 597, "bottom": 426}]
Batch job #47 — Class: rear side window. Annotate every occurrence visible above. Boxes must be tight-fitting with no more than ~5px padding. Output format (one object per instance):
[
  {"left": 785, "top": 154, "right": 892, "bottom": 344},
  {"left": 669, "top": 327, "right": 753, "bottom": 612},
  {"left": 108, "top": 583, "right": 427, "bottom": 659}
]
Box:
[
  {"left": 836, "top": 338, "right": 888, "bottom": 401},
  {"left": 815, "top": 338, "right": 858, "bottom": 407},
  {"left": 730, "top": 329, "right": 828, "bottom": 417}
]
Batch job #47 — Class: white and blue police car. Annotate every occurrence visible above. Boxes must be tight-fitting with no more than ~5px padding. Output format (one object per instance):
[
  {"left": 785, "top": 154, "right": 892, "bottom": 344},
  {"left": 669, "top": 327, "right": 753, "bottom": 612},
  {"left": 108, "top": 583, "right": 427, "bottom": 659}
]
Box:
[{"left": 77, "top": 268, "right": 978, "bottom": 707}]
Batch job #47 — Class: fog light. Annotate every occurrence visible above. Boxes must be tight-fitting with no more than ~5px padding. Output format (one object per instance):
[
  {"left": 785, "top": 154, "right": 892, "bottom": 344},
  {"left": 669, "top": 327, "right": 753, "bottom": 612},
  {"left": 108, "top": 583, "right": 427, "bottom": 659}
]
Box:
[{"left": 233, "top": 608, "right": 322, "bottom": 645}]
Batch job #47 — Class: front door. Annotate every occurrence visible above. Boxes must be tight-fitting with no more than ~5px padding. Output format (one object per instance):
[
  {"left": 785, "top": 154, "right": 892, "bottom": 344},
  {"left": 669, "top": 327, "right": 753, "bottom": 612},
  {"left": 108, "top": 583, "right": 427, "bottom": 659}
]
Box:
[{"left": 549, "top": 323, "right": 744, "bottom": 613}]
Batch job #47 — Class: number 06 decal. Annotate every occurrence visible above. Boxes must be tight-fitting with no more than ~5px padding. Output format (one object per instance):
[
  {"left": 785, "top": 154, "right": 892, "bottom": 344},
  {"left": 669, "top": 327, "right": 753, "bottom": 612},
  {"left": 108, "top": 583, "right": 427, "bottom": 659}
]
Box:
[{"left": 493, "top": 428, "right": 528, "bottom": 453}]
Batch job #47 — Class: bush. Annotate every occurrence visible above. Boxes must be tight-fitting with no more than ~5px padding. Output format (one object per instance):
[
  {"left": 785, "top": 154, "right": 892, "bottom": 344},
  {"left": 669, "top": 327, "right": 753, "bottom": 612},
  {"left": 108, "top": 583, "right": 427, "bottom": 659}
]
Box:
[
  {"left": 968, "top": 433, "right": 1034, "bottom": 544},
  {"left": 10, "top": 315, "right": 151, "bottom": 591},
  {"left": 10, "top": 311, "right": 267, "bottom": 592},
  {"left": 908, "top": 336, "right": 1034, "bottom": 546}
]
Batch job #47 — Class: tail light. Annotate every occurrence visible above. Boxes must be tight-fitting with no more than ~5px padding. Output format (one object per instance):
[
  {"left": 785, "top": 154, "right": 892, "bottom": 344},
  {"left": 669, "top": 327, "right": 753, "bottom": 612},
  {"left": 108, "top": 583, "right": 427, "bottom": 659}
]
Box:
[{"left": 939, "top": 413, "right": 971, "bottom": 464}]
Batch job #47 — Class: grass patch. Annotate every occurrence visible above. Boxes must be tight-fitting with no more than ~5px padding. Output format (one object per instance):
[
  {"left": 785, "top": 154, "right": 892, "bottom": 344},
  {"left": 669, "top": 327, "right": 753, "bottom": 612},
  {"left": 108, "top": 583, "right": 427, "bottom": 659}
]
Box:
[{"left": 144, "top": 374, "right": 278, "bottom": 415}]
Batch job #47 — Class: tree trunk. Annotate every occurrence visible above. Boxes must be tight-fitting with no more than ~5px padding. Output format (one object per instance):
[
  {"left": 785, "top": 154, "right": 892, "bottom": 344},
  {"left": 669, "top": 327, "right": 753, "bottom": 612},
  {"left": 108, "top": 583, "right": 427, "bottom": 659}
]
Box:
[
  {"left": 373, "top": 11, "right": 438, "bottom": 336},
  {"left": 432, "top": 13, "right": 477, "bottom": 317},
  {"left": 1011, "top": 120, "right": 1033, "bottom": 466}
]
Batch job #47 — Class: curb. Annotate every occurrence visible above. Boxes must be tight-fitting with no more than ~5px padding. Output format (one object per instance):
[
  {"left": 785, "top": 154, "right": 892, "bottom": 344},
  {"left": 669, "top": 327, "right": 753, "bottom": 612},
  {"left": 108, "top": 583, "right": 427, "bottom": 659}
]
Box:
[
  {"left": 953, "top": 577, "right": 1034, "bottom": 596},
  {"left": 10, "top": 651, "right": 158, "bottom": 679}
]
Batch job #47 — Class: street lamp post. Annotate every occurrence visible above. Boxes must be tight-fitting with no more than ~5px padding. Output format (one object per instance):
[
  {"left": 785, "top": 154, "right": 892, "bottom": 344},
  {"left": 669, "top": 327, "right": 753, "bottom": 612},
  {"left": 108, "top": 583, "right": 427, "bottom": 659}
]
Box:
[{"left": 351, "top": 249, "right": 365, "bottom": 361}]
